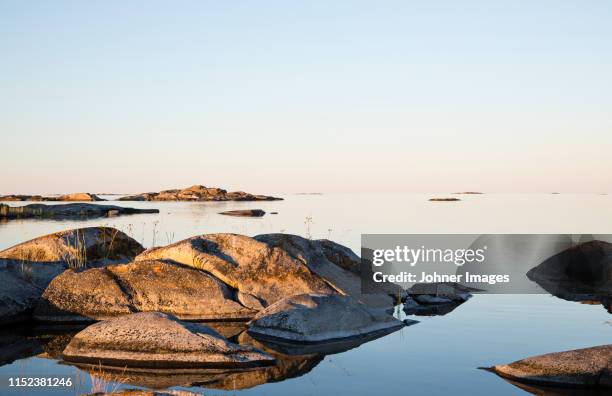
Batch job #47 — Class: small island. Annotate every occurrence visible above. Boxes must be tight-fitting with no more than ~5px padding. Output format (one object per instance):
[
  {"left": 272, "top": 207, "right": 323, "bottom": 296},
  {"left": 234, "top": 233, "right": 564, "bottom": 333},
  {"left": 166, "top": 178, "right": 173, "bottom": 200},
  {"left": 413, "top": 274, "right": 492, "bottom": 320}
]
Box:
[
  {"left": 118, "top": 185, "right": 282, "bottom": 202},
  {"left": 0, "top": 192, "right": 105, "bottom": 202},
  {"left": 428, "top": 198, "right": 461, "bottom": 202}
]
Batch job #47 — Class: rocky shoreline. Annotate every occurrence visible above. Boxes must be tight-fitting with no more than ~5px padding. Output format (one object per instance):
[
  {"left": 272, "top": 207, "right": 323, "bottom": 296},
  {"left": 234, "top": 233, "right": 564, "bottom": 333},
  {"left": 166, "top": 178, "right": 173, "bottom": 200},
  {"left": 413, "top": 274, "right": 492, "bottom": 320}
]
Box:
[
  {"left": 0, "top": 203, "right": 159, "bottom": 220},
  {"left": 0, "top": 193, "right": 105, "bottom": 202},
  {"left": 1, "top": 227, "right": 610, "bottom": 390}
]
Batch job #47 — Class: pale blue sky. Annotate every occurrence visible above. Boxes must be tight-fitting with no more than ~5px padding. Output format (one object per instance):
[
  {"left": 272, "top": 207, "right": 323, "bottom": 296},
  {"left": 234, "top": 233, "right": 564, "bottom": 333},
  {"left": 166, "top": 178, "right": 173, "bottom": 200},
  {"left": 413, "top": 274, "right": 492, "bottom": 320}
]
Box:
[{"left": 1, "top": 1, "right": 610, "bottom": 194}]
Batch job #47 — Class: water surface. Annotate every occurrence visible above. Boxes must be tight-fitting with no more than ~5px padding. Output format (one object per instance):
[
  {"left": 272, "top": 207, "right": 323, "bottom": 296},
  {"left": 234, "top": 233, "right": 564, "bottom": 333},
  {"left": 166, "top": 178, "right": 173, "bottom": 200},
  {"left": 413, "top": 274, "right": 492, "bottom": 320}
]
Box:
[{"left": 0, "top": 194, "right": 610, "bottom": 395}]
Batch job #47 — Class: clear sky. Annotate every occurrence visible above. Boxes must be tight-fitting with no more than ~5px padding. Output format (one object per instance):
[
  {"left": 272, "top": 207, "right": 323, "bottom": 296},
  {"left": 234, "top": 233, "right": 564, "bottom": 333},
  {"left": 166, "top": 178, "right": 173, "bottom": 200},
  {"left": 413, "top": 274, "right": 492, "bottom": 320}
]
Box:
[{"left": 1, "top": 1, "right": 610, "bottom": 194}]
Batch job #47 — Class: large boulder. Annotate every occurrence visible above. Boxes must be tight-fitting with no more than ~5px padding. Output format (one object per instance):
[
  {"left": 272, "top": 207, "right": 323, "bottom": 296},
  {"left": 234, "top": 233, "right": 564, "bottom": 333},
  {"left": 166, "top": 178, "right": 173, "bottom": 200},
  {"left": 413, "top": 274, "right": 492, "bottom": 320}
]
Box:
[
  {"left": 136, "top": 233, "right": 395, "bottom": 311},
  {"left": 527, "top": 240, "right": 612, "bottom": 311},
  {"left": 0, "top": 227, "right": 143, "bottom": 325},
  {"left": 61, "top": 312, "right": 275, "bottom": 369},
  {"left": 118, "top": 185, "right": 282, "bottom": 202},
  {"left": 0, "top": 270, "right": 42, "bottom": 325},
  {"left": 0, "top": 203, "right": 158, "bottom": 220},
  {"left": 489, "top": 345, "right": 612, "bottom": 388},
  {"left": 34, "top": 260, "right": 255, "bottom": 322},
  {"left": 248, "top": 294, "right": 404, "bottom": 343},
  {"left": 254, "top": 234, "right": 400, "bottom": 309}
]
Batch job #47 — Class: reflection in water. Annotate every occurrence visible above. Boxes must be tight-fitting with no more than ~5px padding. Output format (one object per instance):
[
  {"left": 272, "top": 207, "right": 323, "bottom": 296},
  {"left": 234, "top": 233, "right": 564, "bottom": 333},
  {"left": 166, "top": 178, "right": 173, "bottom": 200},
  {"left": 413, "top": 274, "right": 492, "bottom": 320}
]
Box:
[
  {"left": 0, "top": 324, "right": 84, "bottom": 367},
  {"left": 500, "top": 377, "right": 608, "bottom": 396},
  {"left": 403, "top": 300, "right": 466, "bottom": 316},
  {"left": 43, "top": 324, "right": 404, "bottom": 392}
]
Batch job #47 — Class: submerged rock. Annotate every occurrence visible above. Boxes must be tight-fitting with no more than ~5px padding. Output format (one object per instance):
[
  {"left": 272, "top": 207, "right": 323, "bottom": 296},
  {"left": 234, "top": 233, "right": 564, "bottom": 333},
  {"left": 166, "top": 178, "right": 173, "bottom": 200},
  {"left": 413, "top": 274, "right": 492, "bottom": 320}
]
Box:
[
  {"left": 248, "top": 294, "right": 404, "bottom": 343},
  {"left": 0, "top": 227, "right": 143, "bottom": 325},
  {"left": 118, "top": 185, "right": 282, "bottom": 202},
  {"left": 62, "top": 312, "right": 275, "bottom": 369},
  {"left": 136, "top": 233, "right": 395, "bottom": 311},
  {"left": 35, "top": 260, "right": 255, "bottom": 322},
  {"left": 527, "top": 240, "right": 612, "bottom": 312},
  {"left": 0, "top": 203, "right": 158, "bottom": 220},
  {"left": 219, "top": 209, "right": 266, "bottom": 217},
  {"left": 488, "top": 344, "right": 612, "bottom": 388},
  {"left": 0, "top": 193, "right": 105, "bottom": 201}
]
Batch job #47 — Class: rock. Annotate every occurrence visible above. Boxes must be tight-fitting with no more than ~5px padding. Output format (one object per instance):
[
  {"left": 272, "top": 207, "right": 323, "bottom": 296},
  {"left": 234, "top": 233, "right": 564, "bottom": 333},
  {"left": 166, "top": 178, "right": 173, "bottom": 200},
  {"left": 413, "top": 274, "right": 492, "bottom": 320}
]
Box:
[
  {"left": 409, "top": 282, "right": 475, "bottom": 303},
  {"left": 118, "top": 185, "right": 282, "bottom": 202},
  {"left": 488, "top": 344, "right": 612, "bottom": 388},
  {"left": 55, "top": 193, "right": 105, "bottom": 201},
  {"left": 0, "top": 227, "right": 143, "bottom": 325},
  {"left": 0, "top": 195, "right": 46, "bottom": 201},
  {"left": 248, "top": 294, "right": 404, "bottom": 343},
  {"left": 254, "top": 234, "right": 399, "bottom": 309},
  {"left": 403, "top": 282, "right": 478, "bottom": 316},
  {"left": 527, "top": 240, "right": 612, "bottom": 311},
  {"left": 0, "top": 193, "right": 105, "bottom": 201},
  {"left": 0, "top": 203, "right": 158, "bottom": 220},
  {"left": 135, "top": 234, "right": 335, "bottom": 308},
  {"left": 428, "top": 198, "right": 461, "bottom": 202},
  {"left": 61, "top": 312, "right": 275, "bottom": 369},
  {"left": 0, "top": 270, "right": 42, "bottom": 325},
  {"left": 219, "top": 209, "right": 266, "bottom": 217},
  {"left": 270, "top": 212, "right": 278, "bottom": 214},
  {"left": 136, "top": 233, "right": 395, "bottom": 311},
  {"left": 35, "top": 260, "right": 256, "bottom": 322}
]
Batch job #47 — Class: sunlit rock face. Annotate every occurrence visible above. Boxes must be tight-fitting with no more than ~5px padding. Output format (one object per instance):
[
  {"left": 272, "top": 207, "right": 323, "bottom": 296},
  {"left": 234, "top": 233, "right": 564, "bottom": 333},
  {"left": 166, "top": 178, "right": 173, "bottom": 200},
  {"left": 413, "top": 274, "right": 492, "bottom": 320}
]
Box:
[
  {"left": 527, "top": 240, "right": 612, "bottom": 312},
  {"left": 489, "top": 344, "right": 612, "bottom": 388},
  {"left": 34, "top": 260, "right": 256, "bottom": 322},
  {"left": 0, "top": 227, "right": 143, "bottom": 325},
  {"left": 136, "top": 233, "right": 396, "bottom": 311}
]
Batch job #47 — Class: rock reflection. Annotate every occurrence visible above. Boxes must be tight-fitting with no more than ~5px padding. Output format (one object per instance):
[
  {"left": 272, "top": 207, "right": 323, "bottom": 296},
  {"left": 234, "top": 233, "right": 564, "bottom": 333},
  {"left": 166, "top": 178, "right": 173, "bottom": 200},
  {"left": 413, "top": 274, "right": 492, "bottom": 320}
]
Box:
[
  {"left": 499, "top": 378, "right": 607, "bottom": 396},
  {"left": 57, "top": 324, "right": 404, "bottom": 392}
]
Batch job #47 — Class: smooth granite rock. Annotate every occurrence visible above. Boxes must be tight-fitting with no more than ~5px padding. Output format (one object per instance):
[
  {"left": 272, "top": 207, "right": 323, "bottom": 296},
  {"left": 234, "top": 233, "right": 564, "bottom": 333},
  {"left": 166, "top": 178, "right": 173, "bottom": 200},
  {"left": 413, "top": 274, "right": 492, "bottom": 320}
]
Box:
[
  {"left": 0, "top": 203, "right": 158, "bottom": 220},
  {"left": 62, "top": 312, "right": 275, "bottom": 369},
  {"left": 136, "top": 233, "right": 395, "bottom": 311},
  {"left": 0, "top": 227, "right": 143, "bottom": 325},
  {"left": 34, "top": 260, "right": 255, "bottom": 322},
  {"left": 118, "top": 185, "right": 282, "bottom": 202},
  {"left": 489, "top": 345, "right": 612, "bottom": 388},
  {"left": 248, "top": 294, "right": 404, "bottom": 343}
]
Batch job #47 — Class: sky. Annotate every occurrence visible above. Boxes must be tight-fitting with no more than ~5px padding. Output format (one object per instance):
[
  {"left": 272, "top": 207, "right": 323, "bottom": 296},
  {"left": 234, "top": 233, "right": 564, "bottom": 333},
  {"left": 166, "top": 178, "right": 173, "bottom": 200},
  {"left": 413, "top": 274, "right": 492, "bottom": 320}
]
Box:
[{"left": 1, "top": 0, "right": 610, "bottom": 194}]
